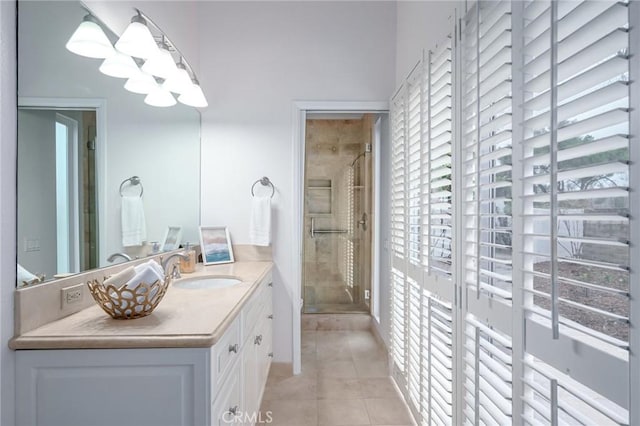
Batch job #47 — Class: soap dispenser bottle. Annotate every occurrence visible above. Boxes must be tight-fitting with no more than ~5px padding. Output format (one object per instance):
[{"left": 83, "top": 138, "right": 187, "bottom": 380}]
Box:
[{"left": 180, "top": 243, "right": 197, "bottom": 273}]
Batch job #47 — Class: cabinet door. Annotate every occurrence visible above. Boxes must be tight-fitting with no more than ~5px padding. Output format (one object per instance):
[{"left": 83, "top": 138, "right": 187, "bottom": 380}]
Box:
[
  {"left": 211, "top": 366, "right": 242, "bottom": 426},
  {"left": 16, "top": 348, "right": 208, "bottom": 426},
  {"left": 242, "top": 337, "right": 258, "bottom": 422},
  {"left": 257, "top": 313, "right": 273, "bottom": 392}
]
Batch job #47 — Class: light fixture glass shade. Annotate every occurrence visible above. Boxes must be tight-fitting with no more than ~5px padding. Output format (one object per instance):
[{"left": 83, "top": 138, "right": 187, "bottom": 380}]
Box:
[
  {"left": 142, "top": 45, "right": 178, "bottom": 79},
  {"left": 99, "top": 51, "right": 139, "bottom": 78},
  {"left": 162, "top": 65, "right": 193, "bottom": 94},
  {"left": 178, "top": 81, "right": 208, "bottom": 108},
  {"left": 144, "top": 86, "right": 177, "bottom": 107},
  {"left": 115, "top": 15, "right": 158, "bottom": 59},
  {"left": 124, "top": 70, "right": 158, "bottom": 94},
  {"left": 65, "top": 15, "right": 115, "bottom": 59}
]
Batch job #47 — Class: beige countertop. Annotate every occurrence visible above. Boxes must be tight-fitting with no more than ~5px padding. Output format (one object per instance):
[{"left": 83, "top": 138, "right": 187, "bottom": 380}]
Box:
[{"left": 10, "top": 261, "right": 273, "bottom": 350}]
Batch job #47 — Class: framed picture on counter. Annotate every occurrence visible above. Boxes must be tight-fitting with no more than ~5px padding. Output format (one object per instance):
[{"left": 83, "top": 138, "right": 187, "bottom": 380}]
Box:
[
  {"left": 199, "top": 226, "right": 234, "bottom": 265},
  {"left": 161, "top": 226, "right": 182, "bottom": 251}
]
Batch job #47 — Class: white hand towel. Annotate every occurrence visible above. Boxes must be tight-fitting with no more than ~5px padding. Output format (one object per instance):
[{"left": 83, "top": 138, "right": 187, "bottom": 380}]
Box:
[
  {"left": 17, "top": 264, "right": 38, "bottom": 286},
  {"left": 124, "top": 264, "right": 164, "bottom": 290},
  {"left": 104, "top": 266, "right": 136, "bottom": 289},
  {"left": 250, "top": 195, "right": 271, "bottom": 246},
  {"left": 121, "top": 195, "right": 147, "bottom": 247},
  {"left": 135, "top": 260, "right": 165, "bottom": 278},
  {"left": 120, "top": 264, "right": 164, "bottom": 308}
]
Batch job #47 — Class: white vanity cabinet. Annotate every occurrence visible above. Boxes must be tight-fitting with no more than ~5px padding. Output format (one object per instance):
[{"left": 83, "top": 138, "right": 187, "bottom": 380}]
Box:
[{"left": 15, "top": 272, "right": 274, "bottom": 426}]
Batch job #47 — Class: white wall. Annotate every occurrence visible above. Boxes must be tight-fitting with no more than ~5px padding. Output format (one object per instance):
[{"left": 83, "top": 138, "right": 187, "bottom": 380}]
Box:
[
  {"left": 18, "top": 1, "right": 201, "bottom": 264},
  {"left": 395, "top": 1, "right": 458, "bottom": 87},
  {"left": 0, "top": 1, "right": 17, "bottom": 423},
  {"left": 198, "top": 1, "right": 397, "bottom": 363}
]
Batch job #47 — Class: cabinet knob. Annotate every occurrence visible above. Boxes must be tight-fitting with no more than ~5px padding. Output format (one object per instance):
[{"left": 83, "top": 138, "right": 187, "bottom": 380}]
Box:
[
  {"left": 228, "top": 343, "right": 239, "bottom": 353},
  {"left": 228, "top": 405, "right": 239, "bottom": 415},
  {"left": 254, "top": 334, "right": 263, "bottom": 345},
  {"left": 268, "top": 282, "right": 273, "bottom": 287},
  {"left": 267, "top": 314, "right": 273, "bottom": 319},
  {"left": 268, "top": 352, "right": 274, "bottom": 358}
]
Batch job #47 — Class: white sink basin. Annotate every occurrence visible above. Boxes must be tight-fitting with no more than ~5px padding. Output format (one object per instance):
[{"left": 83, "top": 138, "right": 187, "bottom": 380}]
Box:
[{"left": 173, "top": 276, "right": 242, "bottom": 290}]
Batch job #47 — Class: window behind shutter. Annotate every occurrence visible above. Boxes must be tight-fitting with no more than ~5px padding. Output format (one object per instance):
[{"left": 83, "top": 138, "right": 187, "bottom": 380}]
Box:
[{"left": 520, "top": 0, "right": 632, "bottom": 421}]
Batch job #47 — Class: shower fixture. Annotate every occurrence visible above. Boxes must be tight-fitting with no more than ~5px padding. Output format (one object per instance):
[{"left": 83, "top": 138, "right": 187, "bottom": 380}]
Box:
[{"left": 350, "top": 143, "right": 372, "bottom": 167}]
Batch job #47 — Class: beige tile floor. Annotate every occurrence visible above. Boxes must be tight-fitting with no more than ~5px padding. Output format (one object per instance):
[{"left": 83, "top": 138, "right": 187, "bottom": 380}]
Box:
[{"left": 260, "top": 329, "right": 416, "bottom": 426}]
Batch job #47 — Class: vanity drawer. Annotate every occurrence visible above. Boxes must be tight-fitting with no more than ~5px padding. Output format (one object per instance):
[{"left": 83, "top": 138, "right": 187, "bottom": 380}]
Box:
[
  {"left": 211, "top": 316, "right": 241, "bottom": 392},
  {"left": 241, "top": 274, "right": 272, "bottom": 343}
]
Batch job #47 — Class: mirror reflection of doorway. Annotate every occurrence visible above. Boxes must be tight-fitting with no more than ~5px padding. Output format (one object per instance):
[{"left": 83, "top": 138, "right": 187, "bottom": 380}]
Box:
[{"left": 18, "top": 108, "right": 98, "bottom": 281}]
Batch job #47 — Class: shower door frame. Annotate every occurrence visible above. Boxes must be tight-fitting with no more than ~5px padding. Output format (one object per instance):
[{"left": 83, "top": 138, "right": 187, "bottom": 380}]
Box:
[{"left": 292, "top": 101, "right": 388, "bottom": 375}]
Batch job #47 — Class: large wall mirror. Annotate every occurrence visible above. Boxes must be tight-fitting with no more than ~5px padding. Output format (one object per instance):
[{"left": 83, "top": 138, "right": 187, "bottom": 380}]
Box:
[{"left": 17, "top": 1, "right": 201, "bottom": 286}]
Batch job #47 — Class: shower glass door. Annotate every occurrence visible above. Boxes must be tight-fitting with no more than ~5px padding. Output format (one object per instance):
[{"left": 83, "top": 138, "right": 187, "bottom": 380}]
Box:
[{"left": 302, "top": 115, "right": 374, "bottom": 314}]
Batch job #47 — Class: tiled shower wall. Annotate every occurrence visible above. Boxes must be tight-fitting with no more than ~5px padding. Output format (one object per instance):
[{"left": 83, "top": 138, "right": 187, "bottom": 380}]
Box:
[{"left": 303, "top": 116, "right": 373, "bottom": 313}]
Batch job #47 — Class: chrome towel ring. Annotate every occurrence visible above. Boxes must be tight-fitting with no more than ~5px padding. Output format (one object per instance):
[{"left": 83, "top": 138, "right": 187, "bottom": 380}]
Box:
[
  {"left": 251, "top": 176, "right": 275, "bottom": 198},
  {"left": 119, "top": 176, "right": 144, "bottom": 197}
]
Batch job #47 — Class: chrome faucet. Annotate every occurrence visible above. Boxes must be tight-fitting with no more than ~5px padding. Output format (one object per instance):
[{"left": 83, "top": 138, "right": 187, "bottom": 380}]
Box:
[
  {"left": 107, "top": 252, "right": 133, "bottom": 263},
  {"left": 161, "top": 253, "right": 189, "bottom": 279}
]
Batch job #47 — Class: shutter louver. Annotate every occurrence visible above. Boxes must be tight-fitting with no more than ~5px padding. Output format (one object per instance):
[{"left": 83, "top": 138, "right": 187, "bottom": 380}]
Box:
[{"left": 463, "top": 315, "right": 513, "bottom": 425}]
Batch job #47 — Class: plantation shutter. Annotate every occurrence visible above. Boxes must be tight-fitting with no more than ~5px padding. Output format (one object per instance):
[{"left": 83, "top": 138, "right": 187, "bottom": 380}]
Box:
[
  {"left": 389, "top": 32, "right": 456, "bottom": 424},
  {"left": 461, "top": 0, "right": 514, "bottom": 424},
  {"left": 420, "top": 35, "right": 456, "bottom": 425},
  {"left": 391, "top": 92, "right": 407, "bottom": 260},
  {"left": 521, "top": 0, "right": 631, "bottom": 422},
  {"left": 388, "top": 1, "right": 639, "bottom": 423},
  {"left": 406, "top": 69, "right": 424, "bottom": 412},
  {"left": 425, "top": 38, "right": 454, "bottom": 277},
  {"left": 391, "top": 91, "right": 408, "bottom": 374}
]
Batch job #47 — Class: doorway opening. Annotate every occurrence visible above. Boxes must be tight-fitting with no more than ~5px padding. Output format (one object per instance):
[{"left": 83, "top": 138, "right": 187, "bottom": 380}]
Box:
[{"left": 302, "top": 113, "right": 382, "bottom": 314}]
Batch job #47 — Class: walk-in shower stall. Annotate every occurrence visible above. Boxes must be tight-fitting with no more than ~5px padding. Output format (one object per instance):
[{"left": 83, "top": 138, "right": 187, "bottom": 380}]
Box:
[{"left": 302, "top": 114, "right": 378, "bottom": 314}]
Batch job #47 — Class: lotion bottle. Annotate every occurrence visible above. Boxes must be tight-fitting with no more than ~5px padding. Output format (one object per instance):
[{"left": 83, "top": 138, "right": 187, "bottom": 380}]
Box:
[{"left": 180, "top": 242, "right": 197, "bottom": 273}]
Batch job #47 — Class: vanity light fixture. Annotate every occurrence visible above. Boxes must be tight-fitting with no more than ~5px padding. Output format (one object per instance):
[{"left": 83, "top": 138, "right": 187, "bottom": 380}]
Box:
[
  {"left": 99, "top": 51, "right": 139, "bottom": 79},
  {"left": 162, "top": 62, "right": 193, "bottom": 94},
  {"left": 65, "top": 14, "right": 115, "bottom": 59},
  {"left": 144, "top": 85, "right": 177, "bottom": 107},
  {"left": 124, "top": 69, "right": 158, "bottom": 94},
  {"left": 141, "top": 39, "right": 178, "bottom": 79},
  {"left": 115, "top": 13, "right": 158, "bottom": 60},
  {"left": 68, "top": 7, "right": 207, "bottom": 109},
  {"left": 178, "top": 79, "right": 208, "bottom": 108}
]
